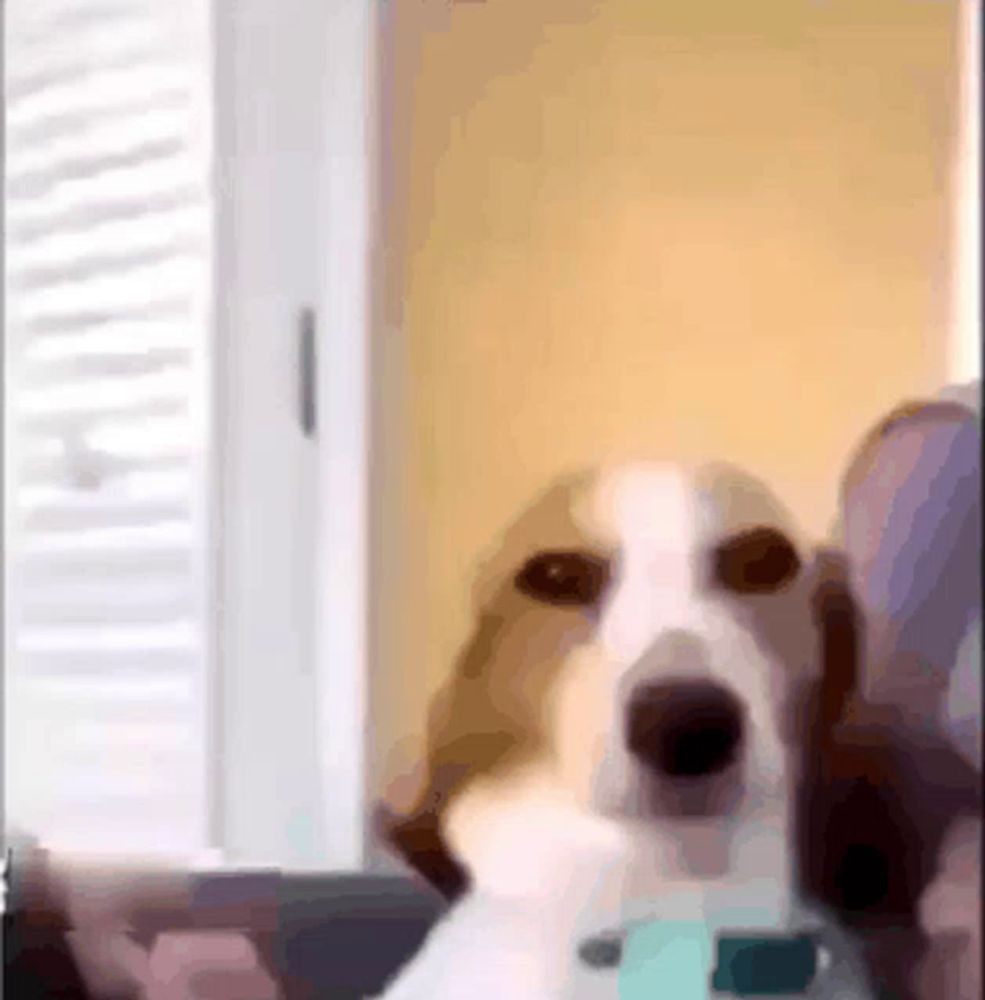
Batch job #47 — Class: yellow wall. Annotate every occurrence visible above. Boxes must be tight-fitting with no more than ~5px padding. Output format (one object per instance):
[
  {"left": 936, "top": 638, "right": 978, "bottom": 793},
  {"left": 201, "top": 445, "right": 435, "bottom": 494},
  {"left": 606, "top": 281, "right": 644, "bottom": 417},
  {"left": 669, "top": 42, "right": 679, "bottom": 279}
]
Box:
[{"left": 371, "top": 0, "right": 961, "bottom": 790}]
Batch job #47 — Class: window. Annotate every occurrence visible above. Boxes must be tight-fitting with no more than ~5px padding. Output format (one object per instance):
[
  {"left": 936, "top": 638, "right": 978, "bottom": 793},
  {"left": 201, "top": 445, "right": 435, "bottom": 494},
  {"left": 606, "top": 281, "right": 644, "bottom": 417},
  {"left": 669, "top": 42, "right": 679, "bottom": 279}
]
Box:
[
  {"left": 5, "top": 0, "right": 376, "bottom": 870},
  {"left": 5, "top": 0, "right": 215, "bottom": 858}
]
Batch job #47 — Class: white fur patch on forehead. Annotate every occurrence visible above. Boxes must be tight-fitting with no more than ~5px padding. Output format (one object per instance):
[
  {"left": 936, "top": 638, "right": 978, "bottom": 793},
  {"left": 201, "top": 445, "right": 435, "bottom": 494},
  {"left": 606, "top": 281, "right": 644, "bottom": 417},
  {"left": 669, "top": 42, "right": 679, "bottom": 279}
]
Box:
[
  {"left": 570, "top": 461, "right": 800, "bottom": 666},
  {"left": 574, "top": 462, "right": 697, "bottom": 551},
  {"left": 581, "top": 464, "right": 704, "bottom": 664},
  {"left": 574, "top": 461, "right": 797, "bottom": 553}
]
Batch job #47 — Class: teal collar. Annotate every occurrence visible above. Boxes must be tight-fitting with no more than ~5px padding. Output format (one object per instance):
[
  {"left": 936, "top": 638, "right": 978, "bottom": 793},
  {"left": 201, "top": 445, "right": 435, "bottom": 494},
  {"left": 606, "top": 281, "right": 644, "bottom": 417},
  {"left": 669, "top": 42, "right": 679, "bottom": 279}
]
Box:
[{"left": 579, "top": 927, "right": 827, "bottom": 996}]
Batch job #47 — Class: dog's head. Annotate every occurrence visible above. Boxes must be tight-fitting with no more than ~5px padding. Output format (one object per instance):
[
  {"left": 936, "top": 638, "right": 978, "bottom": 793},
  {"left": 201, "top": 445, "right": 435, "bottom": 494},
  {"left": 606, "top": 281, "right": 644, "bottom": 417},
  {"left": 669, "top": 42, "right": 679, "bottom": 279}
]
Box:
[{"left": 379, "top": 462, "right": 858, "bottom": 901}]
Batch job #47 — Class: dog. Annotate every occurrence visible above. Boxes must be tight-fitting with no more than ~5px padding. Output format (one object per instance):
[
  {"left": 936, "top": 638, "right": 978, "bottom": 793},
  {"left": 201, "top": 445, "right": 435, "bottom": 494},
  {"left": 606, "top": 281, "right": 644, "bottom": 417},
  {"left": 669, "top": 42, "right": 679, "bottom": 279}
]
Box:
[{"left": 375, "top": 460, "right": 878, "bottom": 998}]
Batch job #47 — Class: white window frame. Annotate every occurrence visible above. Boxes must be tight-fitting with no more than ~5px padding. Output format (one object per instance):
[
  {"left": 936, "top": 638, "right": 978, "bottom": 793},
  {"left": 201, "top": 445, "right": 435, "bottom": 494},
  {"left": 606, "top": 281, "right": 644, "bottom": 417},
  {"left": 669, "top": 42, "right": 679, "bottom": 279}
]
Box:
[
  {"left": 211, "top": 0, "right": 377, "bottom": 870},
  {"left": 312, "top": 0, "right": 378, "bottom": 873}
]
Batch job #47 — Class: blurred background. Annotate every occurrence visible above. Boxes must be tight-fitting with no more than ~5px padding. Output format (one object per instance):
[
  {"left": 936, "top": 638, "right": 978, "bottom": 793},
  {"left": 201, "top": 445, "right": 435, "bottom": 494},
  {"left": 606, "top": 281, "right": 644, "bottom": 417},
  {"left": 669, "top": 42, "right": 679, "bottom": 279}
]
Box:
[{"left": 3, "top": 0, "right": 981, "bottom": 875}]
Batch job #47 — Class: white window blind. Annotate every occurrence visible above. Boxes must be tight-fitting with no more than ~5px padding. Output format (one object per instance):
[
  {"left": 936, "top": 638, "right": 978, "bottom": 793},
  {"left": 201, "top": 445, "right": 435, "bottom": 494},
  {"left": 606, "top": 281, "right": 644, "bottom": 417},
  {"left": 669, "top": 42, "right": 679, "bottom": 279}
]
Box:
[{"left": 4, "top": 0, "right": 215, "bottom": 858}]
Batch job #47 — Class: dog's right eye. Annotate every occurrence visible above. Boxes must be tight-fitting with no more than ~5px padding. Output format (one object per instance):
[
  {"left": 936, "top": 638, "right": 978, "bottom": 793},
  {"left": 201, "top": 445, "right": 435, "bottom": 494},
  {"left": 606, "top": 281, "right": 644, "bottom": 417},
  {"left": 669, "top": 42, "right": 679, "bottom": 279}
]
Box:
[{"left": 514, "top": 551, "right": 610, "bottom": 607}]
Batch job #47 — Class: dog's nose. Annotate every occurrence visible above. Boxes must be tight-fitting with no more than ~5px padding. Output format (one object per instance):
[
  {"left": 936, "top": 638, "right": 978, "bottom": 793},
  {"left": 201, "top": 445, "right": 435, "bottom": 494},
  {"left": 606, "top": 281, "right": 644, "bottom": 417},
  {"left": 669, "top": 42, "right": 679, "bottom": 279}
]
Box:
[{"left": 625, "top": 680, "right": 745, "bottom": 778}]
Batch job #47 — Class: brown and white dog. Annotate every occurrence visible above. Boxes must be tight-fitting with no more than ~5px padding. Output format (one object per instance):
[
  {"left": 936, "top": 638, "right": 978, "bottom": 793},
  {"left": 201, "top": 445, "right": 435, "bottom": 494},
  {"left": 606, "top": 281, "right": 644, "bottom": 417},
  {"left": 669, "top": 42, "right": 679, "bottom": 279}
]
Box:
[{"left": 376, "top": 461, "right": 876, "bottom": 999}]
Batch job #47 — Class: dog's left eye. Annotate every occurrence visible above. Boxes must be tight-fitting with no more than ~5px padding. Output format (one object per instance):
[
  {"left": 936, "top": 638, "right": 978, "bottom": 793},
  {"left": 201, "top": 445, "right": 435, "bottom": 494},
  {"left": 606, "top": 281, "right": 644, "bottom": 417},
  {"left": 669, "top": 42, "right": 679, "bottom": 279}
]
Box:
[
  {"left": 712, "top": 527, "right": 801, "bottom": 594},
  {"left": 514, "top": 551, "right": 610, "bottom": 607}
]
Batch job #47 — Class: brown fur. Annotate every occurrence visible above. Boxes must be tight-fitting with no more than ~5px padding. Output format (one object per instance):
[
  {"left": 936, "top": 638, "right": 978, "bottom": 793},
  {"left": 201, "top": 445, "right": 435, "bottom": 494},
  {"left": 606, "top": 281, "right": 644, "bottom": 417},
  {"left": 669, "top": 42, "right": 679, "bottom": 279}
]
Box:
[{"left": 377, "top": 473, "right": 608, "bottom": 898}]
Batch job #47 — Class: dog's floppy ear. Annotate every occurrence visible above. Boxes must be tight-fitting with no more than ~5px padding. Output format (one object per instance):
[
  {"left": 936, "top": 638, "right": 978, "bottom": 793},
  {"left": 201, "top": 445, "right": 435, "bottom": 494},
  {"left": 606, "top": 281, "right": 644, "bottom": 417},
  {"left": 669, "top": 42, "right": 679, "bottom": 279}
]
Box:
[
  {"left": 375, "top": 614, "right": 529, "bottom": 902},
  {"left": 783, "top": 546, "right": 862, "bottom": 747},
  {"left": 781, "top": 545, "right": 861, "bottom": 746},
  {"left": 809, "top": 546, "right": 862, "bottom": 734},
  {"left": 374, "top": 681, "right": 474, "bottom": 902},
  {"left": 374, "top": 800, "right": 469, "bottom": 902},
  {"left": 377, "top": 471, "right": 599, "bottom": 899}
]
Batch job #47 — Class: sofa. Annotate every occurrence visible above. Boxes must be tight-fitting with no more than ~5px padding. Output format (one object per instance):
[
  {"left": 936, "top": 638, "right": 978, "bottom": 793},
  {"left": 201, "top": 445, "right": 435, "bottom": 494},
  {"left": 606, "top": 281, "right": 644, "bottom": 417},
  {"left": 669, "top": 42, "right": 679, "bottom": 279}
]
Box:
[{"left": 4, "top": 856, "right": 448, "bottom": 1000}]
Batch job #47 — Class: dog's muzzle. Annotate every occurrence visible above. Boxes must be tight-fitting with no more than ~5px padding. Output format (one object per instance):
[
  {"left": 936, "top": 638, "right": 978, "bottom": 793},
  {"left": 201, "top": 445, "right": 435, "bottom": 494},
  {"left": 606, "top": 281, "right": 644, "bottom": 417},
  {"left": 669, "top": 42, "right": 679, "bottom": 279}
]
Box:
[{"left": 625, "top": 680, "right": 745, "bottom": 779}]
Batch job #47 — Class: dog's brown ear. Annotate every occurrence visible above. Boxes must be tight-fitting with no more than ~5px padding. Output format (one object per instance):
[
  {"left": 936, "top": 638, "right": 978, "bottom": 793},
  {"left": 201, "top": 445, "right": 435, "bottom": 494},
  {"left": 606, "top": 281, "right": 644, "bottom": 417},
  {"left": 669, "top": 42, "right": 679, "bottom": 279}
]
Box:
[
  {"left": 808, "top": 547, "right": 863, "bottom": 734},
  {"left": 373, "top": 671, "right": 491, "bottom": 903},
  {"left": 373, "top": 718, "right": 471, "bottom": 902},
  {"left": 375, "top": 604, "right": 537, "bottom": 902},
  {"left": 375, "top": 718, "right": 520, "bottom": 901},
  {"left": 374, "top": 799, "right": 469, "bottom": 902}
]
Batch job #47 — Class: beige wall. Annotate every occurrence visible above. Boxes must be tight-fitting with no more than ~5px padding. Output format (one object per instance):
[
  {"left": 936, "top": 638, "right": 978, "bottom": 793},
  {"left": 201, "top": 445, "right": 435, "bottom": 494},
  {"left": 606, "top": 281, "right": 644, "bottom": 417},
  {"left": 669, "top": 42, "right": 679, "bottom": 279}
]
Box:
[{"left": 371, "top": 0, "right": 961, "bottom": 792}]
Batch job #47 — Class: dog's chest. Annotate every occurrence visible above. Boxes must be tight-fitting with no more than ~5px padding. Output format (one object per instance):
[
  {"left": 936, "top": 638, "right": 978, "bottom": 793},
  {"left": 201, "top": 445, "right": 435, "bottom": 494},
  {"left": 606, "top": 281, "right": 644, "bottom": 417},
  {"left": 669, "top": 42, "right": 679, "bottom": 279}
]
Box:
[
  {"left": 377, "top": 891, "right": 876, "bottom": 1000},
  {"left": 376, "top": 894, "right": 623, "bottom": 1000}
]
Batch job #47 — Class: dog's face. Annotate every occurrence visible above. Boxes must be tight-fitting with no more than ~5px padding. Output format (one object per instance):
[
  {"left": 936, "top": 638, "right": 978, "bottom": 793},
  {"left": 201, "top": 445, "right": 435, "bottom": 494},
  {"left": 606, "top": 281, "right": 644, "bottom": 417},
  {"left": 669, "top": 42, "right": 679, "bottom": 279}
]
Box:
[
  {"left": 548, "top": 463, "right": 814, "bottom": 825},
  {"left": 381, "top": 462, "right": 856, "bottom": 901}
]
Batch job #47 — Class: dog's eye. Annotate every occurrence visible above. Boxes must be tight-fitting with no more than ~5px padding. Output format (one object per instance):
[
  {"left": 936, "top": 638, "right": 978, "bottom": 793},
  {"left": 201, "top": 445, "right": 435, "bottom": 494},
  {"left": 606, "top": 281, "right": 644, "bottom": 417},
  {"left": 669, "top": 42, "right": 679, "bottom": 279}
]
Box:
[
  {"left": 514, "top": 551, "right": 610, "bottom": 607},
  {"left": 712, "top": 528, "right": 801, "bottom": 594}
]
